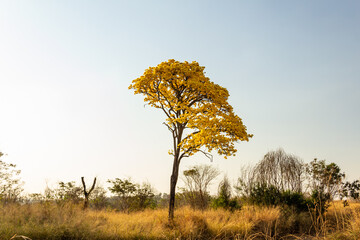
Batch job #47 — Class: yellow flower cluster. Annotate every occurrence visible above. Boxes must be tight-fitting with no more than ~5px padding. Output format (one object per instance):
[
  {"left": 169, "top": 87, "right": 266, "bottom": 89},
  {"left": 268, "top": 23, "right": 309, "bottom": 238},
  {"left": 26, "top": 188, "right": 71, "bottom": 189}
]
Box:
[{"left": 129, "top": 59, "right": 252, "bottom": 159}]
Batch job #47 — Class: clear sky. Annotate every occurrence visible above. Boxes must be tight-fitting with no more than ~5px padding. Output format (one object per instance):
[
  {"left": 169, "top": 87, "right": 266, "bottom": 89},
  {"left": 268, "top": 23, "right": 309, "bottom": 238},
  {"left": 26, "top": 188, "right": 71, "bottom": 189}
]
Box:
[{"left": 0, "top": 1, "right": 359, "bottom": 195}]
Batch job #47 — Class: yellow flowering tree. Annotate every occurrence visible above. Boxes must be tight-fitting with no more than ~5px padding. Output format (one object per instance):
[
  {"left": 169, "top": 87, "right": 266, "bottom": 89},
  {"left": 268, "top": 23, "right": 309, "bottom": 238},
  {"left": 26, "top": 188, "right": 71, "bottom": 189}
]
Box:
[{"left": 129, "top": 59, "right": 252, "bottom": 220}]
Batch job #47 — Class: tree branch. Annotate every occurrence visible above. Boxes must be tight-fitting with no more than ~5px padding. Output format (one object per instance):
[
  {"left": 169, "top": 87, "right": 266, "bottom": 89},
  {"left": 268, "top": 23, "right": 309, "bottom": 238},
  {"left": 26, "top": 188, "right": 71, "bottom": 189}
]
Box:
[
  {"left": 88, "top": 177, "right": 97, "bottom": 195},
  {"left": 163, "top": 122, "right": 174, "bottom": 132},
  {"left": 81, "top": 177, "right": 87, "bottom": 196}
]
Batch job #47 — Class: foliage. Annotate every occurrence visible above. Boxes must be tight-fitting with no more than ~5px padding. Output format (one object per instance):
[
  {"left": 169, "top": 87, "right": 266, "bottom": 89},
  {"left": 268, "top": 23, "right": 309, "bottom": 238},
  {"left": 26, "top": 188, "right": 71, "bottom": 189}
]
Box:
[
  {"left": 107, "top": 178, "right": 156, "bottom": 211},
  {"left": 280, "top": 190, "right": 309, "bottom": 212},
  {"left": 305, "top": 159, "right": 345, "bottom": 216},
  {"left": 341, "top": 180, "right": 360, "bottom": 206},
  {"left": 236, "top": 151, "right": 352, "bottom": 216},
  {"left": 304, "top": 159, "right": 346, "bottom": 234},
  {"left": 136, "top": 182, "right": 156, "bottom": 210},
  {"left": 181, "top": 164, "right": 219, "bottom": 210},
  {"left": 26, "top": 180, "right": 107, "bottom": 209},
  {"left": 212, "top": 176, "right": 241, "bottom": 211},
  {"left": 306, "top": 158, "right": 345, "bottom": 200},
  {"left": 107, "top": 178, "right": 137, "bottom": 198},
  {"left": 0, "top": 152, "right": 23, "bottom": 203},
  {"left": 249, "top": 184, "right": 281, "bottom": 206},
  {"left": 155, "top": 193, "right": 170, "bottom": 208},
  {"left": 248, "top": 184, "right": 309, "bottom": 212},
  {"left": 129, "top": 59, "right": 251, "bottom": 219},
  {"left": 129, "top": 59, "right": 252, "bottom": 159},
  {"left": 88, "top": 184, "right": 108, "bottom": 209},
  {"left": 54, "top": 181, "right": 83, "bottom": 203}
]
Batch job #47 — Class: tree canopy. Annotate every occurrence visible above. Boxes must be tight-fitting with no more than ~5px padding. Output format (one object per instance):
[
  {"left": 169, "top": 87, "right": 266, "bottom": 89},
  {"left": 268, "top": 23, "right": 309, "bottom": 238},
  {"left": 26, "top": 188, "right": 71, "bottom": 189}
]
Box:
[{"left": 129, "top": 59, "right": 252, "bottom": 159}]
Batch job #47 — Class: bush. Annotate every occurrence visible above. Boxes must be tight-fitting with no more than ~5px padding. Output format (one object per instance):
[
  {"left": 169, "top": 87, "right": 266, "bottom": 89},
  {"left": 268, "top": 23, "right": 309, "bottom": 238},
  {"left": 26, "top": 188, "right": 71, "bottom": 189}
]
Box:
[
  {"left": 249, "top": 184, "right": 309, "bottom": 212},
  {"left": 212, "top": 196, "right": 240, "bottom": 212},
  {"left": 249, "top": 184, "right": 281, "bottom": 206},
  {"left": 281, "top": 190, "right": 309, "bottom": 212}
]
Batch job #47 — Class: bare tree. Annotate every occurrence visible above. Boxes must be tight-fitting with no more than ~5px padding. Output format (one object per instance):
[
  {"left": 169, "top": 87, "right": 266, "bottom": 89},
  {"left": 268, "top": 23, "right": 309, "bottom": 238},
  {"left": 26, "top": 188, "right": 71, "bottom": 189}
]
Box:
[
  {"left": 81, "top": 177, "right": 97, "bottom": 209},
  {"left": 182, "top": 165, "right": 220, "bottom": 209},
  {"left": 253, "top": 148, "right": 304, "bottom": 192}
]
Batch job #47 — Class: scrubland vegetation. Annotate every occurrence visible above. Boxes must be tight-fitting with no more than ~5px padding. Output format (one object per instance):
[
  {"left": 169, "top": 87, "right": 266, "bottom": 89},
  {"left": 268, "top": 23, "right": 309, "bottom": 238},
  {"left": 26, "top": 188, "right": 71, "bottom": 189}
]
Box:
[
  {"left": 2, "top": 201, "right": 360, "bottom": 239},
  {"left": 1, "top": 149, "right": 360, "bottom": 239}
]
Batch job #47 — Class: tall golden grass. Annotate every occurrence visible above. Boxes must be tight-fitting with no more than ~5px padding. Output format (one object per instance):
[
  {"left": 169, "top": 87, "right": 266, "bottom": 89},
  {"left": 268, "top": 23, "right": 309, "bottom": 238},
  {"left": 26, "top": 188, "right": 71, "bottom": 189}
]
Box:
[{"left": 1, "top": 201, "right": 360, "bottom": 239}]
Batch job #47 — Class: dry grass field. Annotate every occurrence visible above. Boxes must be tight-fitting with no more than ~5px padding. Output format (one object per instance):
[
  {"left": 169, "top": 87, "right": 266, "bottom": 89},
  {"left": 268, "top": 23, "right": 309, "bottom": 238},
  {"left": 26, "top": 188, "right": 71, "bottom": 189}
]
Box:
[{"left": 1, "top": 201, "right": 360, "bottom": 240}]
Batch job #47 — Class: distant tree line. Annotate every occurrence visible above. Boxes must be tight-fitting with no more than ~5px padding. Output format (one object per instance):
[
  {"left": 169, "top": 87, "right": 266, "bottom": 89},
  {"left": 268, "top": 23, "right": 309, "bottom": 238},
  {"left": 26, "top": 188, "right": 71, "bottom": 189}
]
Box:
[{"left": 1, "top": 150, "right": 359, "bottom": 218}]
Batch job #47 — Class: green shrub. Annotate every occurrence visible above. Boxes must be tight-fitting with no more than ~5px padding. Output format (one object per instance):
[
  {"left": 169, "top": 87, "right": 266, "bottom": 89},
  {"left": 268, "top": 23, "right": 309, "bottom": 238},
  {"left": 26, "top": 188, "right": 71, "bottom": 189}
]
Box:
[
  {"left": 281, "top": 190, "right": 309, "bottom": 212},
  {"left": 249, "top": 184, "right": 310, "bottom": 213},
  {"left": 249, "top": 184, "right": 281, "bottom": 206}
]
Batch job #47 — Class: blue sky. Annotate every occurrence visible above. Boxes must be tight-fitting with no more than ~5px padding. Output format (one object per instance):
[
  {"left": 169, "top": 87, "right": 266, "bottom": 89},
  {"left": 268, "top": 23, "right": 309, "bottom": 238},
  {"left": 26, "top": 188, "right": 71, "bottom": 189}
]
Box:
[{"left": 0, "top": 1, "right": 359, "bottom": 194}]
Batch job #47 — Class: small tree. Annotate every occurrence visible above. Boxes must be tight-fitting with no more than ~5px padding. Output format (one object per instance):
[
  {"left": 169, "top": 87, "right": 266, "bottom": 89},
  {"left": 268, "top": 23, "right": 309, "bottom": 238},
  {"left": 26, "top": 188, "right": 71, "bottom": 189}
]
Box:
[
  {"left": 0, "top": 152, "right": 23, "bottom": 203},
  {"left": 129, "top": 59, "right": 251, "bottom": 220},
  {"left": 306, "top": 158, "right": 345, "bottom": 234},
  {"left": 306, "top": 158, "right": 345, "bottom": 201},
  {"left": 182, "top": 164, "right": 219, "bottom": 209},
  {"left": 108, "top": 178, "right": 137, "bottom": 211}
]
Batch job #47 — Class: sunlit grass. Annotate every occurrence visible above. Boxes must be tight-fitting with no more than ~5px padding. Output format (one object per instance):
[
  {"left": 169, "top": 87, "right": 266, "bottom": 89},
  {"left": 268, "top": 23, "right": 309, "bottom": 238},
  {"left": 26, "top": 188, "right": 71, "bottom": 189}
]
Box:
[
  {"left": 1, "top": 201, "right": 360, "bottom": 239},
  {"left": 0, "top": 203, "right": 281, "bottom": 239}
]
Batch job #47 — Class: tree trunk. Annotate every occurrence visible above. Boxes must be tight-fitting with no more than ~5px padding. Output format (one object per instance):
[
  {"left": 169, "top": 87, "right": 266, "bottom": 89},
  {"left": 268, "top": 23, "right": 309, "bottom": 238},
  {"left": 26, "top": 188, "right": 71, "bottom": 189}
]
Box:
[
  {"left": 81, "top": 177, "right": 96, "bottom": 210},
  {"left": 199, "top": 189, "right": 205, "bottom": 210},
  {"left": 84, "top": 195, "right": 89, "bottom": 209},
  {"left": 168, "top": 155, "right": 180, "bottom": 221}
]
